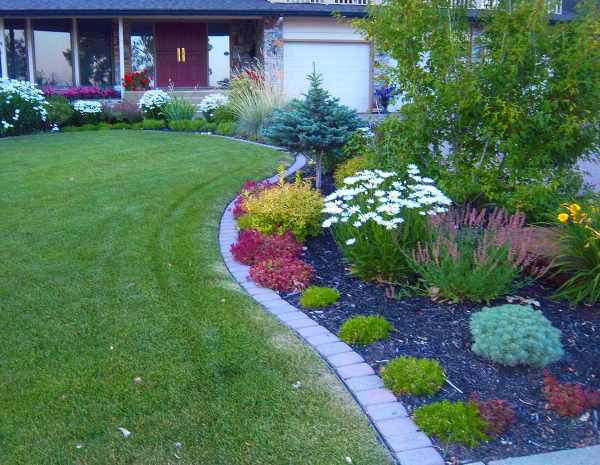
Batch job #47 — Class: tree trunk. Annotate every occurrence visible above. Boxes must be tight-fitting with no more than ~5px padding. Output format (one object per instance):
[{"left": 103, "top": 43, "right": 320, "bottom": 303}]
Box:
[{"left": 315, "top": 154, "right": 322, "bottom": 190}]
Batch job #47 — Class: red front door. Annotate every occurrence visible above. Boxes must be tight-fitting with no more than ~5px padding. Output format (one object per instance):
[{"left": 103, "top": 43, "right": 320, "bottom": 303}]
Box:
[{"left": 155, "top": 23, "right": 208, "bottom": 88}]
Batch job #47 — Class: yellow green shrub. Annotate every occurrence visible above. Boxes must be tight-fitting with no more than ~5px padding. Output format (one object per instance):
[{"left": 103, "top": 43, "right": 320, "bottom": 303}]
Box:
[
  {"left": 239, "top": 176, "right": 323, "bottom": 242},
  {"left": 334, "top": 156, "right": 369, "bottom": 188}
]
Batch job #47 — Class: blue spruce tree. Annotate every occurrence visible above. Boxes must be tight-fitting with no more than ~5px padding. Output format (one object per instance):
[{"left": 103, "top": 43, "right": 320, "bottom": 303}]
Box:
[{"left": 264, "top": 71, "right": 361, "bottom": 189}]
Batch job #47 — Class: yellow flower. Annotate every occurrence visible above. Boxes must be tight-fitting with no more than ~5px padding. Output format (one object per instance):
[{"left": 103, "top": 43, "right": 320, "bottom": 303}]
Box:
[
  {"left": 569, "top": 203, "right": 581, "bottom": 212},
  {"left": 558, "top": 213, "right": 569, "bottom": 224}
]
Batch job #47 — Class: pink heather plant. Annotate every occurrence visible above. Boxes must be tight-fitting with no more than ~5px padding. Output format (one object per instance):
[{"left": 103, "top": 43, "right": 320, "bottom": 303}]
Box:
[{"left": 411, "top": 207, "right": 548, "bottom": 303}]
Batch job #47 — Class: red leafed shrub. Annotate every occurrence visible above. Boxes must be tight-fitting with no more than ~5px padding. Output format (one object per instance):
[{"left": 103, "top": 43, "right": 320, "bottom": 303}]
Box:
[
  {"left": 231, "top": 230, "right": 265, "bottom": 265},
  {"left": 233, "top": 180, "right": 274, "bottom": 219},
  {"left": 230, "top": 229, "right": 302, "bottom": 265},
  {"left": 543, "top": 371, "right": 600, "bottom": 417},
  {"left": 249, "top": 257, "right": 313, "bottom": 292},
  {"left": 469, "top": 394, "right": 515, "bottom": 437}
]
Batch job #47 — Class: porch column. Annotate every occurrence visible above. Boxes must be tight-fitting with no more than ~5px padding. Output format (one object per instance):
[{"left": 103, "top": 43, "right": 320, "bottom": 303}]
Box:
[
  {"left": 71, "top": 18, "right": 80, "bottom": 85},
  {"left": 0, "top": 18, "right": 8, "bottom": 79},
  {"left": 118, "top": 17, "right": 125, "bottom": 97},
  {"left": 25, "top": 18, "right": 35, "bottom": 83}
]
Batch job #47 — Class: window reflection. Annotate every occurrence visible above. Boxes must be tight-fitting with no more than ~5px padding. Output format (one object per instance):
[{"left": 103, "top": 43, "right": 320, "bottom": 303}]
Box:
[
  {"left": 32, "top": 19, "right": 73, "bottom": 86},
  {"left": 208, "top": 23, "right": 230, "bottom": 88},
  {"left": 4, "top": 19, "right": 29, "bottom": 81},
  {"left": 78, "top": 19, "right": 113, "bottom": 86},
  {"left": 130, "top": 22, "right": 155, "bottom": 83}
]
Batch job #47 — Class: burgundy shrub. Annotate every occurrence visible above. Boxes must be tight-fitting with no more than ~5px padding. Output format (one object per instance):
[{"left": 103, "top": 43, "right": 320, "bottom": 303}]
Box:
[
  {"left": 230, "top": 230, "right": 302, "bottom": 265},
  {"left": 42, "top": 85, "right": 120, "bottom": 100},
  {"left": 249, "top": 257, "right": 313, "bottom": 292},
  {"left": 543, "top": 371, "right": 600, "bottom": 417},
  {"left": 469, "top": 394, "right": 515, "bottom": 437}
]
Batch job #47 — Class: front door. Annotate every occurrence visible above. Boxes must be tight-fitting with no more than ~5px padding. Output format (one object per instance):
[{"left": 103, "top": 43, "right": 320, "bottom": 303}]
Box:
[{"left": 155, "top": 23, "right": 208, "bottom": 88}]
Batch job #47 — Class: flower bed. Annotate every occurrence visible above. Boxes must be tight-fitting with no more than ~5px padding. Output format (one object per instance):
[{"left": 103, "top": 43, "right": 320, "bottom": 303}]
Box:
[
  {"left": 43, "top": 85, "right": 119, "bottom": 100},
  {"left": 277, "top": 172, "right": 600, "bottom": 463}
]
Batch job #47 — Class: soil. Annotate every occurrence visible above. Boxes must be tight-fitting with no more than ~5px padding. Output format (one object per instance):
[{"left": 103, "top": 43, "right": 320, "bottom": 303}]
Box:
[{"left": 280, "top": 172, "right": 600, "bottom": 464}]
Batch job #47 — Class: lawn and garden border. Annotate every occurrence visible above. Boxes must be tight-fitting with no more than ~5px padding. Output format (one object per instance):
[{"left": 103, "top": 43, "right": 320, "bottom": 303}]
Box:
[
  {"left": 217, "top": 144, "right": 600, "bottom": 465},
  {"left": 218, "top": 151, "right": 444, "bottom": 465}
]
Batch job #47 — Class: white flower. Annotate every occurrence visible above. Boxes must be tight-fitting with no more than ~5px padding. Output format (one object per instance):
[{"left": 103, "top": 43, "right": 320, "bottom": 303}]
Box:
[
  {"left": 345, "top": 238, "right": 356, "bottom": 246},
  {"left": 0, "top": 78, "right": 48, "bottom": 134},
  {"left": 197, "top": 93, "right": 229, "bottom": 115},
  {"left": 138, "top": 89, "right": 170, "bottom": 112},
  {"left": 73, "top": 100, "right": 102, "bottom": 114}
]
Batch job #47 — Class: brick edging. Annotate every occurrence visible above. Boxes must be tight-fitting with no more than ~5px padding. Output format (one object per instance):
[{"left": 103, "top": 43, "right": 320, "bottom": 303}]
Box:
[{"left": 218, "top": 153, "right": 444, "bottom": 465}]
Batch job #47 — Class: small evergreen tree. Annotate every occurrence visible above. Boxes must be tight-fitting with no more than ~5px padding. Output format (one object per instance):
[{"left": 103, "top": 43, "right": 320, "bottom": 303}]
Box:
[{"left": 264, "top": 71, "right": 361, "bottom": 189}]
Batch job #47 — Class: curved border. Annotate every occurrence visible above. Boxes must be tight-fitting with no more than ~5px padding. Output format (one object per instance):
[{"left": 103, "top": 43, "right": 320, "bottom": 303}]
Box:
[{"left": 218, "top": 153, "right": 444, "bottom": 465}]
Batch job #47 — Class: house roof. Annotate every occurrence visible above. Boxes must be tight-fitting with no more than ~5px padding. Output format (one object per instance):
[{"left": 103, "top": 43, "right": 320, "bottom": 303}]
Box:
[{"left": 0, "top": 0, "right": 368, "bottom": 18}]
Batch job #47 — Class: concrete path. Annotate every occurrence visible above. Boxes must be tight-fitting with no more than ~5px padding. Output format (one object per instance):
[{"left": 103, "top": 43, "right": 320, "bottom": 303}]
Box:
[{"left": 482, "top": 445, "right": 600, "bottom": 465}]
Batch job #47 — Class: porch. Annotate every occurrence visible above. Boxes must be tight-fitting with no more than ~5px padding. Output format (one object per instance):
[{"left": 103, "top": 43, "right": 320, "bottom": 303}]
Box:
[{"left": 0, "top": 16, "right": 273, "bottom": 95}]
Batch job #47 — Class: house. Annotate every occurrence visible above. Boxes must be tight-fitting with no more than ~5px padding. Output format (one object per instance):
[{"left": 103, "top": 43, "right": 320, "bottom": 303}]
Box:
[{"left": 0, "top": 0, "right": 577, "bottom": 113}]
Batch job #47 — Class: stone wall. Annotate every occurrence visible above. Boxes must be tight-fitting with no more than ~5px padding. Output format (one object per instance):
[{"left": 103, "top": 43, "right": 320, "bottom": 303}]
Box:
[{"left": 262, "top": 17, "right": 284, "bottom": 90}]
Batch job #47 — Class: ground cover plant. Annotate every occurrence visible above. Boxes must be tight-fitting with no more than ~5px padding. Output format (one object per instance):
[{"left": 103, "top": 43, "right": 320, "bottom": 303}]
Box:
[
  {"left": 337, "top": 315, "right": 392, "bottom": 346},
  {"left": 414, "top": 401, "right": 489, "bottom": 447},
  {"left": 299, "top": 286, "right": 340, "bottom": 308},
  {"left": 0, "top": 131, "right": 390, "bottom": 465},
  {"left": 380, "top": 356, "right": 444, "bottom": 396}
]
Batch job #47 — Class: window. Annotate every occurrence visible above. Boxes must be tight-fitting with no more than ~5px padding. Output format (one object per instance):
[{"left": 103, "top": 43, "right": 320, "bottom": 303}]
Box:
[
  {"left": 78, "top": 19, "right": 114, "bottom": 87},
  {"left": 4, "top": 19, "right": 29, "bottom": 81},
  {"left": 32, "top": 19, "right": 73, "bottom": 86},
  {"left": 130, "top": 22, "right": 155, "bottom": 83},
  {"left": 208, "top": 23, "right": 230, "bottom": 87}
]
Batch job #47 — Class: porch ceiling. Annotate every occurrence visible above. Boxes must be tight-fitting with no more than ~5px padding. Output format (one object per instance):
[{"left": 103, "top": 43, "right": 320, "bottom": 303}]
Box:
[{"left": 0, "top": 0, "right": 368, "bottom": 18}]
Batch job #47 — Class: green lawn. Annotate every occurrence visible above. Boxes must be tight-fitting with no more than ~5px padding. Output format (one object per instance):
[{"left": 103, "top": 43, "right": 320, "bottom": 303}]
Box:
[{"left": 0, "top": 131, "right": 389, "bottom": 465}]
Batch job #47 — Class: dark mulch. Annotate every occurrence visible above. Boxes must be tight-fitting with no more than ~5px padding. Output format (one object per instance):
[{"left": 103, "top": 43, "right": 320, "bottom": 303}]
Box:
[{"left": 280, "top": 172, "right": 600, "bottom": 464}]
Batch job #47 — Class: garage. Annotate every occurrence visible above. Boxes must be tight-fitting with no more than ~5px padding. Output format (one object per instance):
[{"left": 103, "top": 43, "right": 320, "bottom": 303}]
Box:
[{"left": 282, "top": 18, "right": 372, "bottom": 113}]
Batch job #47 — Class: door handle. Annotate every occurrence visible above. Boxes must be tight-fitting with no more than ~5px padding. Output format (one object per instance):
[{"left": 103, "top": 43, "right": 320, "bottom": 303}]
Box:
[
  {"left": 176, "top": 48, "right": 181, "bottom": 62},
  {"left": 181, "top": 47, "right": 186, "bottom": 63}
]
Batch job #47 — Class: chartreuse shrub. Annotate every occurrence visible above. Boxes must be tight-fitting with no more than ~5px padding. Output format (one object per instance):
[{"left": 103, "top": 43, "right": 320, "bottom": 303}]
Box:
[
  {"left": 162, "top": 96, "right": 196, "bottom": 121},
  {"left": 238, "top": 170, "right": 323, "bottom": 242},
  {"left": 381, "top": 356, "right": 444, "bottom": 396},
  {"left": 322, "top": 165, "right": 451, "bottom": 284},
  {"left": 333, "top": 156, "right": 369, "bottom": 188},
  {"left": 414, "top": 401, "right": 489, "bottom": 447},
  {"left": 299, "top": 286, "right": 340, "bottom": 308},
  {"left": 338, "top": 315, "right": 392, "bottom": 346},
  {"left": 216, "top": 121, "right": 235, "bottom": 136},
  {"left": 470, "top": 305, "right": 564, "bottom": 367},
  {"left": 551, "top": 201, "right": 600, "bottom": 305}
]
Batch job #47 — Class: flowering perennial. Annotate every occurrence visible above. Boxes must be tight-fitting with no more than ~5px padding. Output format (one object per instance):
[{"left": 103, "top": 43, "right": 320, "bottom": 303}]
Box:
[
  {"left": 322, "top": 165, "right": 452, "bottom": 234},
  {"left": 73, "top": 100, "right": 103, "bottom": 115},
  {"left": 0, "top": 78, "right": 47, "bottom": 134},
  {"left": 43, "top": 85, "right": 120, "bottom": 100},
  {"left": 198, "top": 93, "right": 229, "bottom": 119},
  {"left": 138, "top": 89, "right": 170, "bottom": 114}
]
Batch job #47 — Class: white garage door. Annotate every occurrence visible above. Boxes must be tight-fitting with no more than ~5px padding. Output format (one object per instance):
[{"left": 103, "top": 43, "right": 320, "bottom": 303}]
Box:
[{"left": 283, "top": 42, "right": 371, "bottom": 113}]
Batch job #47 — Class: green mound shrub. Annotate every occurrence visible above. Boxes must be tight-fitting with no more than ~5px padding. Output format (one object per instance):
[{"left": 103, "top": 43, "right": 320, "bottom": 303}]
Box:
[
  {"left": 299, "top": 286, "right": 340, "bottom": 308},
  {"left": 338, "top": 315, "right": 392, "bottom": 346},
  {"left": 142, "top": 119, "right": 166, "bottom": 130},
  {"left": 111, "top": 122, "right": 132, "bottom": 130},
  {"left": 414, "top": 401, "right": 489, "bottom": 447},
  {"left": 79, "top": 123, "right": 100, "bottom": 131},
  {"left": 470, "top": 305, "right": 564, "bottom": 367},
  {"left": 217, "top": 121, "right": 236, "bottom": 136},
  {"left": 97, "top": 122, "right": 111, "bottom": 130},
  {"left": 168, "top": 119, "right": 193, "bottom": 132},
  {"left": 381, "top": 356, "right": 444, "bottom": 396},
  {"left": 46, "top": 96, "right": 74, "bottom": 127}
]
